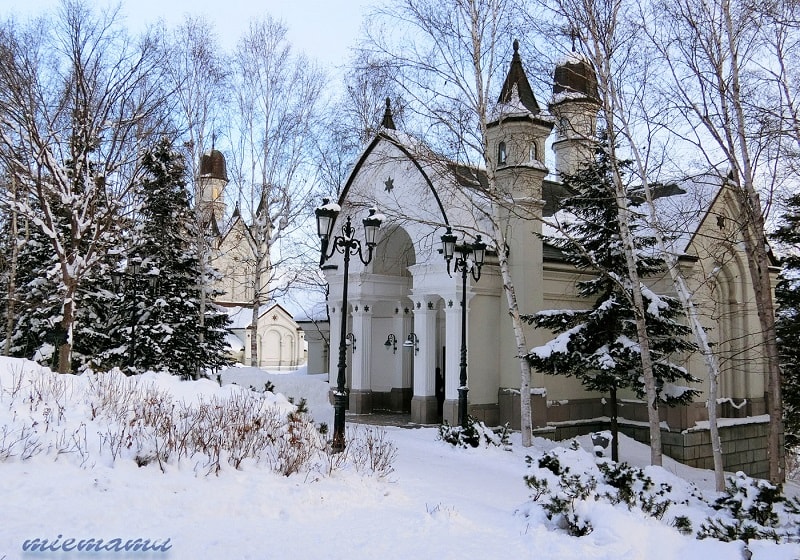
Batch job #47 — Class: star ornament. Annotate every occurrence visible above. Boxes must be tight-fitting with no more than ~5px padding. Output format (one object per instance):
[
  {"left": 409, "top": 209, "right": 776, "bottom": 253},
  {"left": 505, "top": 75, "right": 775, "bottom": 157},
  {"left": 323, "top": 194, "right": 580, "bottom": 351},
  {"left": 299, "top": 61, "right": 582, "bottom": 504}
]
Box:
[{"left": 384, "top": 177, "right": 394, "bottom": 192}]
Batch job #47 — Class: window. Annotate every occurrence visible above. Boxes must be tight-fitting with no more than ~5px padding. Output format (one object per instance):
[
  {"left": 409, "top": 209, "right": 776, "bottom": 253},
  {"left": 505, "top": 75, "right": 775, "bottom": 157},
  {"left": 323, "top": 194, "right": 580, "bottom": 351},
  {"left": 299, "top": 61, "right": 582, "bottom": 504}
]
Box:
[
  {"left": 498, "top": 142, "right": 507, "bottom": 165},
  {"left": 530, "top": 142, "right": 538, "bottom": 162}
]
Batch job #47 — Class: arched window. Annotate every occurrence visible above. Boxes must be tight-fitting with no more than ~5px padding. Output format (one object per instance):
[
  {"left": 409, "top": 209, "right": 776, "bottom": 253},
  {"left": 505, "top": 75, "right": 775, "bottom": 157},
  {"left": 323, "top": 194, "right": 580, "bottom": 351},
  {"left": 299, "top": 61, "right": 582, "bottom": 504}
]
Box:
[
  {"left": 498, "top": 142, "right": 507, "bottom": 165},
  {"left": 530, "top": 142, "right": 538, "bottom": 162}
]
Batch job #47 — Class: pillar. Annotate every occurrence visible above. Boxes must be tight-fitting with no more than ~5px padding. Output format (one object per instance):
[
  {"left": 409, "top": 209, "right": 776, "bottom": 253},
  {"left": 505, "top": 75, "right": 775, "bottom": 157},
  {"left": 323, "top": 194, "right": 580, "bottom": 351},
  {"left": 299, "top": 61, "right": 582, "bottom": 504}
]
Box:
[
  {"left": 349, "top": 302, "right": 373, "bottom": 413},
  {"left": 410, "top": 298, "right": 439, "bottom": 423}
]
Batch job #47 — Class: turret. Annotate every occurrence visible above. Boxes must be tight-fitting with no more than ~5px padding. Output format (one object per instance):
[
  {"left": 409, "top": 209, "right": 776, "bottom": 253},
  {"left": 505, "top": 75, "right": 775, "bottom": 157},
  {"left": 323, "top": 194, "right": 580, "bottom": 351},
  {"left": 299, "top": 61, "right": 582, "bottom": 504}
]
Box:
[
  {"left": 198, "top": 149, "right": 228, "bottom": 226},
  {"left": 549, "top": 53, "right": 600, "bottom": 177},
  {"left": 486, "top": 40, "right": 554, "bottom": 200}
]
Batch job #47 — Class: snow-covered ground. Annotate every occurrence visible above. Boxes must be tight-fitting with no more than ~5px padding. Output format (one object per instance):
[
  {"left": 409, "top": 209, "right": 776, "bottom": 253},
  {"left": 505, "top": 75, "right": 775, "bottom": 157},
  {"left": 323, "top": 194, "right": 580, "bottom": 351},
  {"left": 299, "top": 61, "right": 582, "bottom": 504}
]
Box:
[{"left": 0, "top": 358, "right": 798, "bottom": 559}]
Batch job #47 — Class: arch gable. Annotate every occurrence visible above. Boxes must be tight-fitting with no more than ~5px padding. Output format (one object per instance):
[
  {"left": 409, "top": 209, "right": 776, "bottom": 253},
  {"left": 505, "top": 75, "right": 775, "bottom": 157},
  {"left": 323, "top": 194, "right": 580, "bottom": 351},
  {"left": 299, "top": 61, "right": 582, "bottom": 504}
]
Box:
[{"left": 339, "top": 132, "right": 450, "bottom": 227}]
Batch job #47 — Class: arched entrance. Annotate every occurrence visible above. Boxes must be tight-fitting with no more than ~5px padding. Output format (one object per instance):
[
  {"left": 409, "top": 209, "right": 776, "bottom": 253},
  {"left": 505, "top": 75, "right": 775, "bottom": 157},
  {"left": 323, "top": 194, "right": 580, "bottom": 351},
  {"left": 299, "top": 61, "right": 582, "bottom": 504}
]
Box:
[{"left": 346, "top": 226, "right": 418, "bottom": 414}]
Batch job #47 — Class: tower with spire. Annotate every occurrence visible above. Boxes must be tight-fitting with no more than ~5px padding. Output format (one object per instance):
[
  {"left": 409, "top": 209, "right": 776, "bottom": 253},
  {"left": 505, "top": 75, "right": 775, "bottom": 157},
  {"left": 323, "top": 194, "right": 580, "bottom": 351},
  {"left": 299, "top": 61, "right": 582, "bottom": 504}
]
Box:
[
  {"left": 485, "top": 40, "right": 555, "bottom": 384},
  {"left": 486, "top": 40, "right": 554, "bottom": 201},
  {"left": 197, "top": 148, "right": 229, "bottom": 229}
]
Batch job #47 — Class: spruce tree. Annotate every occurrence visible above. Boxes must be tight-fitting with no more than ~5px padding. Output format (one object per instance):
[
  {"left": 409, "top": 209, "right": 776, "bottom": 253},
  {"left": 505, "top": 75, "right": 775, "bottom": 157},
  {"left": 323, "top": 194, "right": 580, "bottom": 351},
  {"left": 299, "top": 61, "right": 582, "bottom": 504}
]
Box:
[
  {"left": 772, "top": 192, "right": 800, "bottom": 451},
  {"left": 524, "top": 146, "right": 698, "bottom": 460},
  {"left": 2, "top": 217, "right": 64, "bottom": 368},
  {"left": 106, "top": 138, "right": 232, "bottom": 378}
]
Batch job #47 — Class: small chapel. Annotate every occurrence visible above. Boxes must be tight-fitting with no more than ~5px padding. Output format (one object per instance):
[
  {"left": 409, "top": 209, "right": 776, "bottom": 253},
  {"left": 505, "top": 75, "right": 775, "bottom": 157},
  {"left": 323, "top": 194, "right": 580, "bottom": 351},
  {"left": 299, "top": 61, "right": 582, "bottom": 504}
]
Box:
[
  {"left": 196, "top": 149, "right": 307, "bottom": 370},
  {"left": 320, "top": 42, "right": 777, "bottom": 477}
]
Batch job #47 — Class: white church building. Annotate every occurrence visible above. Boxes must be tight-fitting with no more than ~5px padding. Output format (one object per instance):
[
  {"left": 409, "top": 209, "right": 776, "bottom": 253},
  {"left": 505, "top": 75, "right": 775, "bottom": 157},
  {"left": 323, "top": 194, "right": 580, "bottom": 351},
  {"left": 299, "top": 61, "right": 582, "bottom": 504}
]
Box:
[
  {"left": 318, "top": 43, "right": 777, "bottom": 477},
  {"left": 196, "top": 150, "right": 308, "bottom": 370}
]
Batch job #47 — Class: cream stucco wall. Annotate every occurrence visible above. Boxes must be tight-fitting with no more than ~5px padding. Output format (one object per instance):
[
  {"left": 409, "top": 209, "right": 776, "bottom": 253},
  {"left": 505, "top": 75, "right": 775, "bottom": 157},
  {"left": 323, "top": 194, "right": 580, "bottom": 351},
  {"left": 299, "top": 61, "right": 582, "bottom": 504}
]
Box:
[{"left": 319, "top": 130, "right": 773, "bottom": 431}]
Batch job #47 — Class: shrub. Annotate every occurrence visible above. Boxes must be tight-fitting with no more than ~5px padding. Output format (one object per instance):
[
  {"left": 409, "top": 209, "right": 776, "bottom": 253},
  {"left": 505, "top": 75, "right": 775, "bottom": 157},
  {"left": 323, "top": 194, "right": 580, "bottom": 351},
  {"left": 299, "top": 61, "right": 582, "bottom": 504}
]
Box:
[
  {"left": 437, "top": 416, "right": 511, "bottom": 449},
  {"left": 698, "top": 472, "right": 800, "bottom": 543}
]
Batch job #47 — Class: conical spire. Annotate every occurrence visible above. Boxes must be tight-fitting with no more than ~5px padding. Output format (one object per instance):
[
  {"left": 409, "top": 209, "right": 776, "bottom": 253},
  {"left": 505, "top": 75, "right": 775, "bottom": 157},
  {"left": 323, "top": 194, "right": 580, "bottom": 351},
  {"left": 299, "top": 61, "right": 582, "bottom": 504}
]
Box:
[
  {"left": 497, "top": 40, "right": 540, "bottom": 115},
  {"left": 381, "top": 97, "right": 396, "bottom": 130}
]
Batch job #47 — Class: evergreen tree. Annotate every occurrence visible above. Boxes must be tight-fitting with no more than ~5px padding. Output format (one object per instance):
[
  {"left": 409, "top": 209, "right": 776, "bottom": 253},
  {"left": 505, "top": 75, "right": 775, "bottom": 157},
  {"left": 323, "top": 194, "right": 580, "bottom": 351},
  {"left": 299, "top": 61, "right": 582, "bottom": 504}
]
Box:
[
  {"left": 73, "top": 240, "right": 127, "bottom": 371},
  {"left": 523, "top": 146, "right": 698, "bottom": 460},
  {"left": 1, "top": 216, "right": 64, "bottom": 368},
  {"left": 0, "top": 190, "right": 124, "bottom": 372},
  {"left": 772, "top": 193, "right": 800, "bottom": 451},
  {"left": 104, "top": 138, "right": 231, "bottom": 378}
]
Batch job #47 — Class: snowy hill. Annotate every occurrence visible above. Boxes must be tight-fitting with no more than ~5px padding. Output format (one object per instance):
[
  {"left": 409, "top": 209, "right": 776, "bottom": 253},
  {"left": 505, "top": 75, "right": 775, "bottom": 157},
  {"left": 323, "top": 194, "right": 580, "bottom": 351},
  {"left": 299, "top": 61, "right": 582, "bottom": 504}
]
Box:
[{"left": 0, "top": 357, "right": 797, "bottom": 559}]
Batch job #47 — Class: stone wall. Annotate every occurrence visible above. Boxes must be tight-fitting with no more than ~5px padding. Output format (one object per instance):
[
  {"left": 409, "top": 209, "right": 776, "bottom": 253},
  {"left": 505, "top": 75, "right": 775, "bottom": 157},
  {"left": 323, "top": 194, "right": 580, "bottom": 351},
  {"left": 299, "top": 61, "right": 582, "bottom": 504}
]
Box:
[{"left": 535, "top": 419, "right": 773, "bottom": 479}]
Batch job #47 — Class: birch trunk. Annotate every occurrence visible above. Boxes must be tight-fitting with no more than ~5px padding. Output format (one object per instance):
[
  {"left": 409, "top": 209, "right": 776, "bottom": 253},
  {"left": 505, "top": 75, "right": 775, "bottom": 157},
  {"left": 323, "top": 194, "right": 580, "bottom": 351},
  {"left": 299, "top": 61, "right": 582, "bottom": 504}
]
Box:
[
  {"left": 4, "top": 177, "right": 19, "bottom": 356},
  {"left": 492, "top": 220, "right": 534, "bottom": 447}
]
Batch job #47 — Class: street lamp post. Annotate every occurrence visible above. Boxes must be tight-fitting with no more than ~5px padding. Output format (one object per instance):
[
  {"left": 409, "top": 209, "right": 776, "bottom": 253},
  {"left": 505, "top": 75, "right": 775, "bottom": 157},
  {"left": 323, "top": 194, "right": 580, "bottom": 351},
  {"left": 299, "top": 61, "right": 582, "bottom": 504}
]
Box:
[
  {"left": 315, "top": 199, "right": 383, "bottom": 452},
  {"left": 111, "top": 257, "right": 158, "bottom": 373},
  {"left": 441, "top": 227, "right": 486, "bottom": 428}
]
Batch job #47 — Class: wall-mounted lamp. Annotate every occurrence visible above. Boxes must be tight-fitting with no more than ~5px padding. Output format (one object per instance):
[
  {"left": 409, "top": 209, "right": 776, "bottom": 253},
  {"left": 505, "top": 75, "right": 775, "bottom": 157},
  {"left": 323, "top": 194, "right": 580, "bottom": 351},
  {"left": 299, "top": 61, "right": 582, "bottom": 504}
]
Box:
[
  {"left": 403, "top": 332, "right": 419, "bottom": 355},
  {"left": 345, "top": 332, "right": 357, "bottom": 352},
  {"left": 384, "top": 334, "right": 397, "bottom": 354}
]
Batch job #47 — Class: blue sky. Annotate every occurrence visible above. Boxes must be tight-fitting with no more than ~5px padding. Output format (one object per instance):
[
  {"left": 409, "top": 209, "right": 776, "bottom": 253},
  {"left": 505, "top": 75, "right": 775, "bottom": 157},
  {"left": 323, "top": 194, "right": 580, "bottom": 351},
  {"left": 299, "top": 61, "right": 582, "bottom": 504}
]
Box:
[{"left": 2, "top": 0, "right": 367, "bottom": 69}]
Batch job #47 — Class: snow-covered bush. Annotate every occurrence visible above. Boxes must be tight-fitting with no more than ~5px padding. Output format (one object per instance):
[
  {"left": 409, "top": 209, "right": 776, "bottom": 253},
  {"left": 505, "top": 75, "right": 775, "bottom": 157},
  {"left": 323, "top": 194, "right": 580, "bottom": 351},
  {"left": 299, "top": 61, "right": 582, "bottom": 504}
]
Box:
[
  {"left": 522, "top": 440, "right": 800, "bottom": 545},
  {"left": 437, "top": 416, "right": 511, "bottom": 449},
  {"left": 0, "top": 359, "right": 397, "bottom": 479},
  {"left": 698, "top": 472, "right": 800, "bottom": 543},
  {"left": 523, "top": 442, "right": 683, "bottom": 536}
]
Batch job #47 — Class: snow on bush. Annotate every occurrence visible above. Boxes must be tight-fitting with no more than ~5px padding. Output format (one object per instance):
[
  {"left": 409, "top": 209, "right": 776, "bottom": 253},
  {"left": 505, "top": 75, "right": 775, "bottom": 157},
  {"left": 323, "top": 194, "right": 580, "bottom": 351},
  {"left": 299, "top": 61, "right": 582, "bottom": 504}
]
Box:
[
  {"left": 520, "top": 440, "right": 800, "bottom": 546},
  {"left": 437, "top": 416, "right": 511, "bottom": 450},
  {"left": 0, "top": 357, "right": 395, "bottom": 478}
]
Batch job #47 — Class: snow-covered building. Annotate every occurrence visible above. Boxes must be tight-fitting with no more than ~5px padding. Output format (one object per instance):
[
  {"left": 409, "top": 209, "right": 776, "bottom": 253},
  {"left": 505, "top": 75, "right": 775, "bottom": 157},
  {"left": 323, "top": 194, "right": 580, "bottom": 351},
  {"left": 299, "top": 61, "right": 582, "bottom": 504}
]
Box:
[
  {"left": 197, "top": 150, "right": 308, "bottom": 370},
  {"left": 224, "top": 304, "right": 306, "bottom": 370},
  {"left": 319, "top": 43, "right": 778, "bottom": 477}
]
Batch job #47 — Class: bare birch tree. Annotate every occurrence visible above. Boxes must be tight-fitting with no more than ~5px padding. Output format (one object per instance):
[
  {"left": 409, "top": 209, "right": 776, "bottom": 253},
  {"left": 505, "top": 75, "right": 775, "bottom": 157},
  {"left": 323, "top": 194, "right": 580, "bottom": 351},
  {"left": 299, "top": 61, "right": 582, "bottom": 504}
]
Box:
[
  {"left": 363, "top": 0, "right": 545, "bottom": 446},
  {"left": 539, "top": 0, "right": 727, "bottom": 482},
  {"left": 649, "top": 0, "right": 785, "bottom": 483},
  {"left": 159, "top": 15, "right": 229, "bottom": 378},
  {"left": 0, "top": 1, "right": 170, "bottom": 373},
  {"left": 228, "top": 17, "right": 324, "bottom": 367}
]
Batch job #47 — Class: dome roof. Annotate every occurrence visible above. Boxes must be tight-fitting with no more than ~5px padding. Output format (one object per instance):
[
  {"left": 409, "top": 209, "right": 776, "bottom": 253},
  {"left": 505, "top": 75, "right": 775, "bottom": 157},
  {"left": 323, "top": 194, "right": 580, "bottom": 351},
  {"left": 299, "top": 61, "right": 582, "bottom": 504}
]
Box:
[
  {"left": 199, "top": 149, "right": 228, "bottom": 181},
  {"left": 552, "top": 54, "right": 598, "bottom": 102}
]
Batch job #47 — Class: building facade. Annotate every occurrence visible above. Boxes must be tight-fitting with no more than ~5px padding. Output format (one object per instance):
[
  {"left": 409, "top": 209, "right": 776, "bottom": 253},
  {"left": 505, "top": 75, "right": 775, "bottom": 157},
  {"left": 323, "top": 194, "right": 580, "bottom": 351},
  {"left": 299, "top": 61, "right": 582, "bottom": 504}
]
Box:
[
  {"left": 319, "top": 45, "right": 777, "bottom": 476},
  {"left": 197, "top": 151, "right": 307, "bottom": 370}
]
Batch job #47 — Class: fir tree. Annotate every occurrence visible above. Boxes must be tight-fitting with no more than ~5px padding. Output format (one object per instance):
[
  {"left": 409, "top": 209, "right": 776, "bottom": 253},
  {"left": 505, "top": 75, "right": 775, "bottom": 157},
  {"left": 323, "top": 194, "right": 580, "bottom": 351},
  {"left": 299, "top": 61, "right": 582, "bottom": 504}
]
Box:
[
  {"left": 1, "top": 216, "right": 64, "bottom": 368},
  {"left": 73, "top": 239, "right": 127, "bottom": 372},
  {"left": 771, "top": 192, "right": 800, "bottom": 451},
  {"left": 523, "top": 146, "right": 698, "bottom": 461},
  {"left": 104, "top": 138, "right": 232, "bottom": 377}
]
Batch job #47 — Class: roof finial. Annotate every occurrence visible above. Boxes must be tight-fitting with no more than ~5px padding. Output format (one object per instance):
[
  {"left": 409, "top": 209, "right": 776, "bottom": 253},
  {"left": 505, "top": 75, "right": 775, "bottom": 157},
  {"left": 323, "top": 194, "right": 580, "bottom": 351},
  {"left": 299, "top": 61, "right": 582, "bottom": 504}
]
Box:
[
  {"left": 496, "top": 39, "right": 540, "bottom": 114},
  {"left": 570, "top": 28, "right": 576, "bottom": 52},
  {"left": 211, "top": 131, "right": 216, "bottom": 151},
  {"left": 381, "top": 97, "right": 396, "bottom": 130}
]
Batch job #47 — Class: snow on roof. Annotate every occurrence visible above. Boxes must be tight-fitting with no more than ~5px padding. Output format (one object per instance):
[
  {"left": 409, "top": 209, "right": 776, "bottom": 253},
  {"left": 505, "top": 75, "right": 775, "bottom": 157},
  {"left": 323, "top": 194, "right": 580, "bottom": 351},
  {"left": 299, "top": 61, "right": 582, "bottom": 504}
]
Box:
[
  {"left": 542, "top": 172, "right": 723, "bottom": 257},
  {"left": 225, "top": 333, "right": 244, "bottom": 352},
  {"left": 645, "top": 172, "right": 723, "bottom": 254},
  {"left": 224, "top": 306, "right": 256, "bottom": 329},
  {"left": 555, "top": 51, "right": 593, "bottom": 67}
]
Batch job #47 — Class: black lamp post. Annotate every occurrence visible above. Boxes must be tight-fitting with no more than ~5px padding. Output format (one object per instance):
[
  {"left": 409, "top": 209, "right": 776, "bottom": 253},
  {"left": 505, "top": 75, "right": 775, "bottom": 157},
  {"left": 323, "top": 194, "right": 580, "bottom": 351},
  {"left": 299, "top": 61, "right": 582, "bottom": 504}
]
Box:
[
  {"left": 441, "top": 227, "right": 486, "bottom": 428},
  {"left": 111, "top": 257, "right": 158, "bottom": 372},
  {"left": 315, "top": 199, "right": 382, "bottom": 452}
]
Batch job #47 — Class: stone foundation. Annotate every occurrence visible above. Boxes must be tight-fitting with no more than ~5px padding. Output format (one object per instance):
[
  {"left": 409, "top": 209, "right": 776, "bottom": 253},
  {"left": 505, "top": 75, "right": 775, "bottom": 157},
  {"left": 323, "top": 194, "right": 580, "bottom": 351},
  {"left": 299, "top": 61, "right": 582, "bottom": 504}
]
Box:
[
  {"left": 411, "top": 396, "right": 439, "bottom": 424},
  {"left": 370, "top": 388, "right": 412, "bottom": 413},
  {"left": 500, "top": 388, "right": 774, "bottom": 478},
  {"left": 536, "top": 419, "right": 774, "bottom": 479}
]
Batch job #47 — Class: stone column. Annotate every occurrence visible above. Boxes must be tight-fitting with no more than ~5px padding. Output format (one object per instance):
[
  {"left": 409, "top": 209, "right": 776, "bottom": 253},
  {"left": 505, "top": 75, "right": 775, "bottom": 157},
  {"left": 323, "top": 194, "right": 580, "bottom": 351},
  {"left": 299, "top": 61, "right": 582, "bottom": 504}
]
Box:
[
  {"left": 388, "top": 303, "right": 409, "bottom": 411},
  {"left": 410, "top": 298, "right": 438, "bottom": 424},
  {"left": 349, "top": 302, "right": 373, "bottom": 413},
  {"left": 442, "top": 297, "right": 463, "bottom": 425},
  {"left": 327, "top": 301, "right": 342, "bottom": 383}
]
